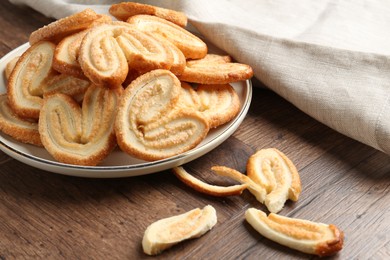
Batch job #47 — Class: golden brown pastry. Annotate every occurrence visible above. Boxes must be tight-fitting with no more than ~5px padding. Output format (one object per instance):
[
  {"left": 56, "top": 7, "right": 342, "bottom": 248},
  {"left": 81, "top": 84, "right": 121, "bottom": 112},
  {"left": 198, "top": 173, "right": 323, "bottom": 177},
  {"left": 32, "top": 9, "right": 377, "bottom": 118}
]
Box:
[
  {"left": 179, "top": 54, "right": 254, "bottom": 84},
  {"left": 29, "top": 9, "right": 106, "bottom": 45},
  {"left": 247, "top": 148, "right": 301, "bottom": 213},
  {"left": 115, "top": 69, "right": 209, "bottom": 161},
  {"left": 172, "top": 166, "right": 248, "bottom": 197},
  {"left": 52, "top": 29, "right": 89, "bottom": 79},
  {"left": 7, "top": 41, "right": 57, "bottom": 119},
  {"left": 39, "top": 84, "right": 121, "bottom": 166},
  {"left": 110, "top": 2, "right": 188, "bottom": 27},
  {"left": 0, "top": 94, "right": 42, "bottom": 146},
  {"left": 177, "top": 82, "right": 201, "bottom": 110},
  {"left": 142, "top": 205, "right": 217, "bottom": 255},
  {"left": 211, "top": 166, "right": 267, "bottom": 203},
  {"left": 127, "top": 15, "right": 207, "bottom": 59},
  {"left": 78, "top": 21, "right": 173, "bottom": 88},
  {"left": 196, "top": 84, "right": 241, "bottom": 128},
  {"left": 42, "top": 74, "right": 91, "bottom": 102},
  {"left": 4, "top": 56, "right": 20, "bottom": 82},
  {"left": 245, "top": 208, "right": 344, "bottom": 256}
]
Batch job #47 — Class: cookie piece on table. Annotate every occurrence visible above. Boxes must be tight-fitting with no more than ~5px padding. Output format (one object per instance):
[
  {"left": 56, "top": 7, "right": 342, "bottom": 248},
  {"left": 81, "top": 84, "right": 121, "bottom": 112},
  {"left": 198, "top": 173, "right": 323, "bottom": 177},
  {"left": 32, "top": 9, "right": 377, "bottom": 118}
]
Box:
[
  {"left": 245, "top": 208, "right": 344, "bottom": 257},
  {"left": 247, "top": 148, "right": 301, "bottom": 213},
  {"left": 142, "top": 205, "right": 217, "bottom": 255}
]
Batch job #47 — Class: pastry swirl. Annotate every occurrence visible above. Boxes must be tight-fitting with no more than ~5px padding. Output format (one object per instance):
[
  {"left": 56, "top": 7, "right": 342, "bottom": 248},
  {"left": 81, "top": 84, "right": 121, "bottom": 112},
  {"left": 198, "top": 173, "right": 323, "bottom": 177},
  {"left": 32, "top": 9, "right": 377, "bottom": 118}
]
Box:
[
  {"left": 78, "top": 22, "right": 173, "bottom": 88},
  {"left": 115, "top": 69, "right": 209, "bottom": 161},
  {"left": 179, "top": 54, "right": 254, "bottom": 84},
  {"left": 0, "top": 94, "right": 41, "bottom": 146},
  {"left": 110, "top": 2, "right": 187, "bottom": 27},
  {"left": 245, "top": 208, "right": 344, "bottom": 256},
  {"left": 127, "top": 15, "right": 207, "bottom": 59},
  {"left": 247, "top": 148, "right": 302, "bottom": 213},
  {"left": 8, "top": 41, "right": 57, "bottom": 119},
  {"left": 29, "top": 9, "right": 105, "bottom": 45},
  {"left": 39, "top": 84, "right": 121, "bottom": 166}
]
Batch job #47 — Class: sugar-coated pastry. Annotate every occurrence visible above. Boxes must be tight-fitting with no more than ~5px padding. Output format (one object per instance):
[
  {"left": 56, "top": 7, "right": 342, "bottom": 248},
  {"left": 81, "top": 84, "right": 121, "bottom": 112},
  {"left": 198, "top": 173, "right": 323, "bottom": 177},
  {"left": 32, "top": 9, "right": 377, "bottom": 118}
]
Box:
[
  {"left": 0, "top": 94, "right": 42, "bottom": 146},
  {"left": 172, "top": 166, "right": 248, "bottom": 197},
  {"left": 196, "top": 84, "right": 240, "bottom": 128},
  {"left": 78, "top": 21, "right": 173, "bottom": 88},
  {"left": 39, "top": 84, "right": 121, "bottom": 166},
  {"left": 247, "top": 148, "right": 301, "bottom": 213},
  {"left": 43, "top": 74, "right": 91, "bottom": 102},
  {"left": 29, "top": 9, "right": 105, "bottom": 45},
  {"left": 245, "top": 208, "right": 344, "bottom": 256},
  {"left": 8, "top": 41, "right": 57, "bottom": 119},
  {"left": 4, "top": 56, "right": 20, "bottom": 82},
  {"left": 142, "top": 205, "right": 217, "bottom": 255},
  {"left": 127, "top": 15, "right": 207, "bottom": 59},
  {"left": 177, "top": 82, "right": 201, "bottom": 110},
  {"left": 115, "top": 69, "right": 209, "bottom": 161},
  {"left": 179, "top": 54, "right": 254, "bottom": 84},
  {"left": 53, "top": 30, "right": 89, "bottom": 79},
  {"left": 110, "top": 2, "right": 187, "bottom": 27}
]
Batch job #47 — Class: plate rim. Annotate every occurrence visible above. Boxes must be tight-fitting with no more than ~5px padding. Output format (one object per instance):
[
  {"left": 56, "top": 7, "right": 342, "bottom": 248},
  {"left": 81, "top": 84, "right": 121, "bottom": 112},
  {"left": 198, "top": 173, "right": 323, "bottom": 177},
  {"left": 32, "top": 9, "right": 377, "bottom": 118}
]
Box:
[{"left": 0, "top": 42, "right": 252, "bottom": 178}]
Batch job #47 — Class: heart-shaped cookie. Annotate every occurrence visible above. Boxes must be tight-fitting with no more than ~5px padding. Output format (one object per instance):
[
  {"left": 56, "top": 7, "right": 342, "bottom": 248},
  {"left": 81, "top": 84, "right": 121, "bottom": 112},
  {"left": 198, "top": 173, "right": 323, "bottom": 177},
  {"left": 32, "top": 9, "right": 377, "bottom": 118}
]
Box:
[
  {"left": 39, "top": 84, "right": 121, "bottom": 166},
  {"left": 115, "top": 69, "right": 209, "bottom": 161}
]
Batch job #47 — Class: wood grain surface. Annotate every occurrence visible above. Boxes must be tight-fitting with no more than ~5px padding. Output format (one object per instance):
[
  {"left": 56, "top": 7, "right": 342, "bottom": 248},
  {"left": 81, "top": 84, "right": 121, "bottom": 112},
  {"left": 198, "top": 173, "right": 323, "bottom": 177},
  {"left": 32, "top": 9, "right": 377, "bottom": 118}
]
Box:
[{"left": 0, "top": 1, "right": 389, "bottom": 259}]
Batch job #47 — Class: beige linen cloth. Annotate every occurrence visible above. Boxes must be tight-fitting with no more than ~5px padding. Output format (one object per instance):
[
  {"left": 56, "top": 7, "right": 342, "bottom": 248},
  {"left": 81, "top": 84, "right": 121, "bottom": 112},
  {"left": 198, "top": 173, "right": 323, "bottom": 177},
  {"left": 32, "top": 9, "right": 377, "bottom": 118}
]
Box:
[{"left": 10, "top": 0, "right": 390, "bottom": 155}]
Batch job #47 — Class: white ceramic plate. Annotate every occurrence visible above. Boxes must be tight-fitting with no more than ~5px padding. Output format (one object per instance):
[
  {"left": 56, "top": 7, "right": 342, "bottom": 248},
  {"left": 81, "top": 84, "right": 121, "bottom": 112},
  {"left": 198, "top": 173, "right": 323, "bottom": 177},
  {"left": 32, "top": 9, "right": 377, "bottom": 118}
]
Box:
[{"left": 0, "top": 43, "right": 252, "bottom": 178}]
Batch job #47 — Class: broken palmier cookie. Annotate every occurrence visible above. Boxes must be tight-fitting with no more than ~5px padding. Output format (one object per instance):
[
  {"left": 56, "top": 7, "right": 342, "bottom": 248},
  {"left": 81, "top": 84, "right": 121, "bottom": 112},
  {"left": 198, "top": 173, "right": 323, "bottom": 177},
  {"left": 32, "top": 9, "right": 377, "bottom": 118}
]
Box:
[
  {"left": 211, "top": 166, "right": 267, "bottom": 204},
  {"left": 0, "top": 94, "right": 42, "bottom": 146},
  {"left": 247, "top": 148, "right": 301, "bottom": 213},
  {"left": 39, "top": 84, "right": 121, "bottom": 166},
  {"left": 42, "top": 74, "right": 91, "bottom": 102},
  {"left": 110, "top": 2, "right": 187, "bottom": 27},
  {"left": 127, "top": 15, "right": 207, "bottom": 59},
  {"left": 245, "top": 208, "right": 344, "bottom": 257},
  {"left": 115, "top": 69, "right": 209, "bottom": 161},
  {"left": 142, "top": 205, "right": 217, "bottom": 255},
  {"left": 172, "top": 166, "right": 248, "bottom": 197},
  {"left": 29, "top": 9, "right": 109, "bottom": 45},
  {"left": 179, "top": 54, "right": 254, "bottom": 84},
  {"left": 7, "top": 41, "right": 57, "bottom": 119},
  {"left": 78, "top": 21, "right": 174, "bottom": 88}
]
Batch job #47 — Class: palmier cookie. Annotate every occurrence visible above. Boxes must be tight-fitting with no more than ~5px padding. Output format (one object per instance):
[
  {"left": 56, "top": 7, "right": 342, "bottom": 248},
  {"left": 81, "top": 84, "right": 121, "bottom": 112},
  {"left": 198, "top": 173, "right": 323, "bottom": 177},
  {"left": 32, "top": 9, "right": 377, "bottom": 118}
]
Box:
[
  {"left": 4, "top": 56, "right": 20, "bottom": 82},
  {"left": 52, "top": 30, "right": 89, "bottom": 79},
  {"left": 29, "top": 9, "right": 107, "bottom": 45},
  {"left": 0, "top": 94, "right": 42, "bottom": 146},
  {"left": 247, "top": 148, "right": 301, "bottom": 213},
  {"left": 43, "top": 74, "right": 91, "bottom": 102},
  {"left": 127, "top": 15, "right": 207, "bottom": 59},
  {"left": 245, "top": 208, "right": 344, "bottom": 256},
  {"left": 7, "top": 41, "right": 57, "bottom": 119},
  {"left": 179, "top": 54, "right": 254, "bottom": 84},
  {"left": 39, "top": 84, "right": 121, "bottom": 166},
  {"left": 78, "top": 21, "right": 174, "bottom": 88},
  {"left": 196, "top": 84, "right": 241, "bottom": 128},
  {"left": 110, "top": 2, "right": 187, "bottom": 27},
  {"left": 115, "top": 69, "right": 209, "bottom": 161}
]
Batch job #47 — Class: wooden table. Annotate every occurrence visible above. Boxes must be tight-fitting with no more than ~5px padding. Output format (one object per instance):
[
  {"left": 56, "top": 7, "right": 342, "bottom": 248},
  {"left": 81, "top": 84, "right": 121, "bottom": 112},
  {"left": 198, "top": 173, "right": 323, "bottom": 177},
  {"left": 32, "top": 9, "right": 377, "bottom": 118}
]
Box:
[{"left": 1, "top": 1, "right": 389, "bottom": 259}]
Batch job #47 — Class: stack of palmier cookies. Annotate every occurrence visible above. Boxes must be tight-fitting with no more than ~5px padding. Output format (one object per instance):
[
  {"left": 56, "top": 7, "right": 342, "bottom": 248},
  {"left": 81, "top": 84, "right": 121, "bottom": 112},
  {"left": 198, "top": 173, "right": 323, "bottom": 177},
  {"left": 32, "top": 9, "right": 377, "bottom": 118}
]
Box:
[{"left": 0, "top": 3, "right": 254, "bottom": 166}]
